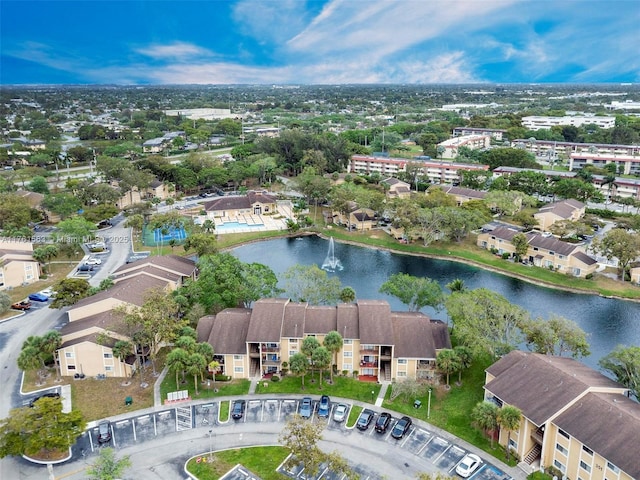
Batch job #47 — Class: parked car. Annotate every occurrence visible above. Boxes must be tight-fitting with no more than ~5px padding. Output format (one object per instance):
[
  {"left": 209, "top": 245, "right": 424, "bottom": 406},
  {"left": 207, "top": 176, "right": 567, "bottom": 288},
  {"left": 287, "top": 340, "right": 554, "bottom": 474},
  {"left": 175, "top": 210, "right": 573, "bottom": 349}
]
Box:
[
  {"left": 356, "top": 409, "right": 374, "bottom": 431},
  {"left": 11, "top": 301, "right": 31, "bottom": 310},
  {"left": 39, "top": 288, "right": 56, "bottom": 298},
  {"left": 317, "top": 395, "right": 330, "bottom": 418},
  {"left": 299, "top": 397, "right": 313, "bottom": 419},
  {"left": 333, "top": 403, "right": 348, "bottom": 423},
  {"left": 85, "top": 257, "right": 102, "bottom": 265},
  {"left": 28, "top": 292, "right": 49, "bottom": 302},
  {"left": 78, "top": 264, "right": 94, "bottom": 272},
  {"left": 391, "top": 415, "right": 412, "bottom": 439},
  {"left": 231, "top": 400, "right": 245, "bottom": 420},
  {"left": 97, "top": 220, "right": 112, "bottom": 228},
  {"left": 375, "top": 412, "right": 392, "bottom": 433},
  {"left": 29, "top": 392, "right": 60, "bottom": 407},
  {"left": 97, "top": 420, "right": 112, "bottom": 443},
  {"left": 455, "top": 453, "right": 483, "bottom": 478}
]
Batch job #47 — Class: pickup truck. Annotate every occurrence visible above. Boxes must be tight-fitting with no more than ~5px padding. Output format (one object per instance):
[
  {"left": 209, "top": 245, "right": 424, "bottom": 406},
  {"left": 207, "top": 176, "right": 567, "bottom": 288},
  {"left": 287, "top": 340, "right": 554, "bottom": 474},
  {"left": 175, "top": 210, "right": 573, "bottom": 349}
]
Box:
[{"left": 11, "top": 301, "right": 32, "bottom": 310}]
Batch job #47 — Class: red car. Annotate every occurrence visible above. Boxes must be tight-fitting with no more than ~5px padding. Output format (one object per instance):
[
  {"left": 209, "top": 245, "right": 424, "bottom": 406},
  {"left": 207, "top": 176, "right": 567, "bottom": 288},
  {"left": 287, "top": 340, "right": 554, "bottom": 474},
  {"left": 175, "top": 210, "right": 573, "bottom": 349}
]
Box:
[{"left": 11, "top": 301, "right": 32, "bottom": 310}]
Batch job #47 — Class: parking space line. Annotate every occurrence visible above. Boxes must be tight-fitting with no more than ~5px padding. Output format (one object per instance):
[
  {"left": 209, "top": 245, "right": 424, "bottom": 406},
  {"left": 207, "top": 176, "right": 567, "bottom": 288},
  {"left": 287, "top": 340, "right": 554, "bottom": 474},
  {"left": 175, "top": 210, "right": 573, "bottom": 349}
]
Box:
[
  {"left": 399, "top": 428, "right": 414, "bottom": 447},
  {"left": 260, "top": 400, "right": 264, "bottom": 422},
  {"left": 415, "top": 431, "right": 432, "bottom": 455},
  {"left": 153, "top": 414, "right": 157, "bottom": 436},
  {"left": 433, "top": 442, "right": 451, "bottom": 463},
  {"left": 132, "top": 418, "right": 137, "bottom": 442},
  {"left": 447, "top": 446, "right": 467, "bottom": 473}
]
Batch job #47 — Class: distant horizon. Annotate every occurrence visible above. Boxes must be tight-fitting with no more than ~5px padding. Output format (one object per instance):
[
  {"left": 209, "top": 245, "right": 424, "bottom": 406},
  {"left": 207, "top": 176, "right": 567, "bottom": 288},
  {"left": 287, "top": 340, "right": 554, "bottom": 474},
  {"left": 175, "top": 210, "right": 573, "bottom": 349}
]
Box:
[{"left": 1, "top": 1, "right": 638, "bottom": 86}]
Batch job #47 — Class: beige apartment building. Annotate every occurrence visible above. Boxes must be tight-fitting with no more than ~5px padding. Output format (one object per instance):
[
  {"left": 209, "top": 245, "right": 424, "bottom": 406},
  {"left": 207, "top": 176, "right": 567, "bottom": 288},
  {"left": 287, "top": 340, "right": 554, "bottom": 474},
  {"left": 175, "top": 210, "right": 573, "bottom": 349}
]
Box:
[
  {"left": 484, "top": 351, "right": 638, "bottom": 480},
  {"left": 203, "top": 191, "right": 277, "bottom": 219},
  {"left": 196, "top": 298, "right": 451, "bottom": 382},
  {"left": 57, "top": 255, "right": 197, "bottom": 378},
  {"left": 477, "top": 226, "right": 597, "bottom": 278},
  {"left": 533, "top": 199, "right": 586, "bottom": 231},
  {"left": 0, "top": 239, "right": 40, "bottom": 290}
]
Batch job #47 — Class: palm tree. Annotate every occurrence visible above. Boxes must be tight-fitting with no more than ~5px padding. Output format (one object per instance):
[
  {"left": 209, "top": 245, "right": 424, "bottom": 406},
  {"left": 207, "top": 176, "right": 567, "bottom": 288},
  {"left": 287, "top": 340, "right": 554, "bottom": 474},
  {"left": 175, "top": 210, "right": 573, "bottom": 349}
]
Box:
[
  {"left": 195, "top": 342, "right": 214, "bottom": 384},
  {"left": 312, "top": 346, "right": 331, "bottom": 389},
  {"left": 201, "top": 219, "right": 215, "bottom": 234},
  {"left": 602, "top": 174, "right": 617, "bottom": 206},
  {"left": 208, "top": 360, "right": 220, "bottom": 390},
  {"left": 436, "top": 349, "right": 461, "bottom": 387},
  {"left": 166, "top": 348, "right": 189, "bottom": 390},
  {"left": 112, "top": 341, "right": 133, "bottom": 377},
  {"left": 187, "top": 353, "right": 207, "bottom": 395},
  {"left": 323, "top": 331, "right": 343, "bottom": 384},
  {"left": 446, "top": 278, "right": 466, "bottom": 293},
  {"left": 497, "top": 405, "right": 522, "bottom": 461},
  {"left": 471, "top": 401, "right": 499, "bottom": 448},
  {"left": 288, "top": 352, "right": 309, "bottom": 389},
  {"left": 39, "top": 331, "right": 62, "bottom": 380},
  {"left": 301, "top": 336, "right": 320, "bottom": 382},
  {"left": 453, "top": 345, "right": 473, "bottom": 384},
  {"left": 17, "top": 345, "right": 42, "bottom": 381}
]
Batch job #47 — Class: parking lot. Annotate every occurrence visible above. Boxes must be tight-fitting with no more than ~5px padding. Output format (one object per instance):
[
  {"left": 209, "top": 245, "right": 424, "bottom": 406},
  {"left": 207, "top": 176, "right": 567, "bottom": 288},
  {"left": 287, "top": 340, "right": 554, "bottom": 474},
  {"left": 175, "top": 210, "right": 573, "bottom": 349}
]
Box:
[{"left": 77, "top": 398, "right": 512, "bottom": 480}]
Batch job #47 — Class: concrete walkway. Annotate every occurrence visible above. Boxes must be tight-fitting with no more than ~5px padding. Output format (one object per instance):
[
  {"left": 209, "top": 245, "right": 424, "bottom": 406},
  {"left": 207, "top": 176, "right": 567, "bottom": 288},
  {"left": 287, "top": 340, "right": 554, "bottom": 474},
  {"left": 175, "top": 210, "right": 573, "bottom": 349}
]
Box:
[{"left": 375, "top": 381, "right": 390, "bottom": 407}]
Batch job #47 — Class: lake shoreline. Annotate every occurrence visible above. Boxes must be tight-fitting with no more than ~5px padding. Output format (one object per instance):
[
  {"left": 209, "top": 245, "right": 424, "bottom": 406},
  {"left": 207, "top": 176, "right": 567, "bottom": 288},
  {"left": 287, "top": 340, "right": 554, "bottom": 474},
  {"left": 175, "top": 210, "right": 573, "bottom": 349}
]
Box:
[{"left": 225, "top": 230, "right": 640, "bottom": 304}]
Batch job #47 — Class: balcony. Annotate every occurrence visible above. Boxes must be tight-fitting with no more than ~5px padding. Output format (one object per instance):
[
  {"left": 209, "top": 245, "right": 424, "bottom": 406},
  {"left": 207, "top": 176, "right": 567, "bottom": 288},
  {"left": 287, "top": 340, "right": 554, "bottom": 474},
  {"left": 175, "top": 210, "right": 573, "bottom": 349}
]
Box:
[
  {"left": 262, "top": 357, "right": 281, "bottom": 366},
  {"left": 417, "top": 361, "right": 435, "bottom": 370},
  {"left": 260, "top": 345, "right": 279, "bottom": 353},
  {"left": 359, "top": 348, "right": 378, "bottom": 354},
  {"left": 359, "top": 360, "right": 378, "bottom": 368}
]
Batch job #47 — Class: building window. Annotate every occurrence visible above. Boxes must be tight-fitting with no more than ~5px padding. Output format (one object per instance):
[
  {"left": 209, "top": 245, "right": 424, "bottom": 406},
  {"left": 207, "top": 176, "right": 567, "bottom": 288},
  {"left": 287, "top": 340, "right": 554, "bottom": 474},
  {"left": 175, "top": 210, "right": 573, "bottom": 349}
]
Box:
[
  {"left": 556, "top": 443, "right": 568, "bottom": 455},
  {"left": 233, "top": 355, "right": 242, "bottom": 360},
  {"left": 582, "top": 445, "right": 593, "bottom": 456},
  {"left": 398, "top": 359, "right": 407, "bottom": 364},
  {"left": 554, "top": 460, "right": 566, "bottom": 473},
  {"left": 607, "top": 462, "right": 620, "bottom": 474},
  {"left": 343, "top": 351, "right": 352, "bottom": 357},
  {"left": 67, "top": 365, "right": 76, "bottom": 370},
  {"left": 343, "top": 363, "right": 352, "bottom": 370},
  {"left": 343, "top": 339, "right": 352, "bottom": 345},
  {"left": 580, "top": 461, "right": 592, "bottom": 473},
  {"left": 558, "top": 429, "right": 570, "bottom": 439},
  {"left": 289, "top": 339, "right": 297, "bottom": 344},
  {"left": 105, "top": 366, "right": 113, "bottom": 371},
  {"left": 234, "top": 367, "right": 243, "bottom": 373},
  {"left": 289, "top": 351, "right": 296, "bottom": 357},
  {"left": 508, "top": 438, "right": 517, "bottom": 450},
  {"left": 65, "top": 352, "right": 74, "bottom": 358},
  {"left": 397, "top": 371, "right": 407, "bottom": 377},
  {"left": 103, "top": 353, "right": 113, "bottom": 359}
]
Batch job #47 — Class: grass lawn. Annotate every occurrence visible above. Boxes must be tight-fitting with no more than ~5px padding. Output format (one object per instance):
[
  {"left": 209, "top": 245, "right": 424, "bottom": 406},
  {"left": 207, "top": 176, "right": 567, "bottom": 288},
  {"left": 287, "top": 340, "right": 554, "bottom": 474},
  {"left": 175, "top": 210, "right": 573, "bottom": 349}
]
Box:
[
  {"left": 346, "top": 405, "right": 362, "bottom": 428},
  {"left": 254, "top": 373, "right": 381, "bottom": 402},
  {"left": 6, "top": 260, "right": 79, "bottom": 303},
  {"left": 382, "top": 354, "right": 514, "bottom": 466},
  {"left": 219, "top": 400, "right": 230, "bottom": 422},
  {"left": 187, "top": 446, "right": 290, "bottom": 480},
  {"left": 159, "top": 373, "right": 250, "bottom": 403}
]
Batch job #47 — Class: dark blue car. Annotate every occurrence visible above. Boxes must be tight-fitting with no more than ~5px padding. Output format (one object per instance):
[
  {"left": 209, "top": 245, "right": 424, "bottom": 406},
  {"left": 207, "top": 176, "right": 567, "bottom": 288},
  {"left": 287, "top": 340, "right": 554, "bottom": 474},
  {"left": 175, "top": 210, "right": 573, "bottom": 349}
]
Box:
[{"left": 28, "top": 292, "right": 49, "bottom": 302}]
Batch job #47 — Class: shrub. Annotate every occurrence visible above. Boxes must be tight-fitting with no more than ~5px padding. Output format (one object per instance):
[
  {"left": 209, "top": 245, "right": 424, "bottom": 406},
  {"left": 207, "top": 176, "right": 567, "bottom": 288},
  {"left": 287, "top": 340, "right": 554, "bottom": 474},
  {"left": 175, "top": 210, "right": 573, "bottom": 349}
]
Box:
[
  {"left": 585, "top": 273, "right": 593, "bottom": 280},
  {"left": 214, "top": 374, "right": 231, "bottom": 382},
  {"left": 342, "top": 370, "right": 349, "bottom": 376},
  {"left": 271, "top": 374, "right": 280, "bottom": 382},
  {"left": 501, "top": 252, "right": 510, "bottom": 260}
]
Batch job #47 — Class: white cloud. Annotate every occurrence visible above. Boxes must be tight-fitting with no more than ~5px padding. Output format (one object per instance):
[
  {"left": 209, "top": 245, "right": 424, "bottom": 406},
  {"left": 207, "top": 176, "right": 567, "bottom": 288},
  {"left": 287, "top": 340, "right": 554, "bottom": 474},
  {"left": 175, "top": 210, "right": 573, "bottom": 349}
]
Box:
[
  {"left": 134, "top": 42, "right": 214, "bottom": 61},
  {"left": 232, "top": 0, "right": 309, "bottom": 44}
]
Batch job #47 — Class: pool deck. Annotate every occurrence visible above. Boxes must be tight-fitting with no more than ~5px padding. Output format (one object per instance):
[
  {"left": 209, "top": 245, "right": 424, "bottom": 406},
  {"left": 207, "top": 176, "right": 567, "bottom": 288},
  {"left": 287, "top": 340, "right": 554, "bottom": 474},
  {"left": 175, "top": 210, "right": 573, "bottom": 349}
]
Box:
[{"left": 215, "top": 213, "right": 288, "bottom": 234}]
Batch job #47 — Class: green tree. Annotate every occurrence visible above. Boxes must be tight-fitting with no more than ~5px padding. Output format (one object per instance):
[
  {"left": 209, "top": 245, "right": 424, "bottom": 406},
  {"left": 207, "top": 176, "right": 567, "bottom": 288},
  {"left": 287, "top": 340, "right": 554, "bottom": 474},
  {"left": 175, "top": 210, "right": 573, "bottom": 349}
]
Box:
[
  {"left": 282, "top": 264, "right": 342, "bottom": 305},
  {"left": 187, "top": 352, "right": 207, "bottom": 395},
  {"left": 379, "top": 273, "right": 443, "bottom": 312},
  {"left": 0, "top": 397, "right": 86, "bottom": 458},
  {"left": 496, "top": 405, "right": 522, "bottom": 461},
  {"left": 323, "top": 331, "right": 344, "bottom": 384},
  {"left": 278, "top": 415, "right": 325, "bottom": 478},
  {"left": 339, "top": 286, "right": 356, "bottom": 303},
  {"left": 166, "top": 348, "right": 189, "bottom": 390},
  {"left": 593, "top": 228, "right": 640, "bottom": 281},
  {"left": 312, "top": 346, "right": 331, "bottom": 388},
  {"left": 183, "top": 233, "right": 218, "bottom": 257},
  {"left": 436, "top": 349, "right": 460, "bottom": 387},
  {"left": 522, "top": 315, "right": 591, "bottom": 358},
  {"left": 42, "top": 193, "right": 83, "bottom": 220},
  {"left": 112, "top": 341, "right": 134, "bottom": 378},
  {"left": 51, "top": 278, "right": 91, "bottom": 308},
  {"left": 240, "top": 262, "right": 283, "bottom": 308},
  {"left": 54, "top": 217, "right": 97, "bottom": 247},
  {"left": 511, "top": 233, "right": 529, "bottom": 261},
  {"left": 599, "top": 346, "right": 640, "bottom": 400},
  {"left": 471, "top": 402, "right": 499, "bottom": 448},
  {"left": 0, "top": 291, "right": 11, "bottom": 314},
  {"left": 453, "top": 345, "right": 473, "bottom": 384},
  {"left": 86, "top": 447, "right": 132, "bottom": 480},
  {"left": 32, "top": 244, "right": 59, "bottom": 274},
  {"left": 445, "top": 279, "right": 466, "bottom": 293},
  {"left": 27, "top": 176, "right": 49, "bottom": 195},
  {"left": 445, "top": 288, "right": 529, "bottom": 357},
  {"left": 0, "top": 193, "right": 33, "bottom": 230},
  {"left": 288, "top": 352, "right": 309, "bottom": 389}
]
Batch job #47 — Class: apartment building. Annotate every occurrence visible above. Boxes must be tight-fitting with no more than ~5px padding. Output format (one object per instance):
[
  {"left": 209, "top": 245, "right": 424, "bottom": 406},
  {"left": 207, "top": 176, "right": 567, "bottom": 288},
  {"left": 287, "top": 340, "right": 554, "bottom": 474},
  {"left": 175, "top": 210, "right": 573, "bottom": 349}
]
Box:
[
  {"left": 453, "top": 127, "right": 506, "bottom": 141},
  {"left": 381, "top": 177, "right": 411, "bottom": 199},
  {"left": 521, "top": 116, "right": 616, "bottom": 131},
  {"left": 348, "top": 155, "right": 489, "bottom": 184},
  {"left": 437, "top": 185, "right": 487, "bottom": 205},
  {"left": 0, "top": 239, "right": 41, "bottom": 290},
  {"left": 569, "top": 152, "right": 640, "bottom": 177},
  {"left": 476, "top": 226, "right": 597, "bottom": 277},
  {"left": 437, "top": 134, "right": 491, "bottom": 159},
  {"left": 484, "top": 351, "right": 638, "bottom": 480},
  {"left": 57, "top": 255, "right": 197, "bottom": 378},
  {"left": 196, "top": 298, "right": 451, "bottom": 382},
  {"left": 511, "top": 139, "right": 639, "bottom": 159},
  {"left": 533, "top": 199, "right": 586, "bottom": 231}
]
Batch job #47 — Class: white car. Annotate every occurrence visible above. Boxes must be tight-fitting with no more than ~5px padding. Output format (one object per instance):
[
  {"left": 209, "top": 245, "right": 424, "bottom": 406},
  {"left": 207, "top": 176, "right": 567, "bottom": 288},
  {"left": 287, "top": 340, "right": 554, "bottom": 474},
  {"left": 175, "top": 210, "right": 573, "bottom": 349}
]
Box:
[
  {"left": 85, "top": 258, "right": 102, "bottom": 265},
  {"left": 332, "top": 403, "right": 348, "bottom": 422},
  {"left": 456, "top": 453, "right": 483, "bottom": 478},
  {"left": 39, "top": 288, "right": 57, "bottom": 298}
]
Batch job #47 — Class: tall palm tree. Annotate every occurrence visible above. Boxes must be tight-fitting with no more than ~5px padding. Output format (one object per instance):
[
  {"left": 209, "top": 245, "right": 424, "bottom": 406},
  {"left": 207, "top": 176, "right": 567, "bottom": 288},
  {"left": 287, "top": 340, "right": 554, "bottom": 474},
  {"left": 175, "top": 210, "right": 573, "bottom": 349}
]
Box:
[
  {"left": 323, "top": 331, "right": 343, "bottom": 384},
  {"left": 112, "top": 340, "right": 133, "bottom": 377},
  {"left": 187, "top": 353, "right": 207, "bottom": 395},
  {"left": 471, "top": 401, "right": 499, "bottom": 448},
  {"left": 40, "top": 331, "right": 62, "bottom": 380},
  {"left": 497, "top": 405, "right": 522, "bottom": 461},
  {"left": 446, "top": 278, "right": 466, "bottom": 293},
  {"left": 453, "top": 345, "right": 473, "bottom": 384},
  {"left": 166, "top": 348, "right": 189, "bottom": 390},
  {"left": 436, "top": 349, "right": 461, "bottom": 387},
  {"left": 288, "top": 353, "right": 309, "bottom": 389},
  {"left": 312, "top": 347, "right": 331, "bottom": 389}
]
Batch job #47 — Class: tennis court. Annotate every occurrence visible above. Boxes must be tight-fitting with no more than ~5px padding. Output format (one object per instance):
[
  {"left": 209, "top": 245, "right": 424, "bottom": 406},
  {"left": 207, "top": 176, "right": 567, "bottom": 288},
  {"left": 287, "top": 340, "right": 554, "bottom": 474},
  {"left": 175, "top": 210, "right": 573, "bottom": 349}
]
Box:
[{"left": 142, "top": 225, "right": 188, "bottom": 246}]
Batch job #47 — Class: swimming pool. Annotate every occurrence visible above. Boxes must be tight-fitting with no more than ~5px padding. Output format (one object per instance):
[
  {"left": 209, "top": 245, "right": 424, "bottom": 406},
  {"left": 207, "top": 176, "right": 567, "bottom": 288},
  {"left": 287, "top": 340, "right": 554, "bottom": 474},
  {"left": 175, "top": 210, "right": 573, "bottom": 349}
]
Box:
[{"left": 216, "top": 221, "right": 265, "bottom": 233}]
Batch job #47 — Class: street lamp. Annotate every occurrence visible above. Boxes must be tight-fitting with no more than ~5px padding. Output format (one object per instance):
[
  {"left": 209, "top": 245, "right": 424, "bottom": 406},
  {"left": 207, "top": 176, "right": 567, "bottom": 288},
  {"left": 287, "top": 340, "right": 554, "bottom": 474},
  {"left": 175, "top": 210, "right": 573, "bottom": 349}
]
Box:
[
  {"left": 208, "top": 429, "right": 213, "bottom": 462},
  {"left": 427, "top": 387, "right": 432, "bottom": 419},
  {"left": 371, "top": 390, "right": 375, "bottom": 404}
]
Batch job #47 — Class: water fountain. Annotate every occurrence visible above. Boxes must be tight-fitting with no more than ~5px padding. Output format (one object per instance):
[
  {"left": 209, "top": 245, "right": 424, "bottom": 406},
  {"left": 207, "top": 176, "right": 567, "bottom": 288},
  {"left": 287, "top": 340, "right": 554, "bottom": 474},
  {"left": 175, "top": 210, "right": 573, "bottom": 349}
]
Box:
[{"left": 321, "top": 237, "right": 343, "bottom": 272}]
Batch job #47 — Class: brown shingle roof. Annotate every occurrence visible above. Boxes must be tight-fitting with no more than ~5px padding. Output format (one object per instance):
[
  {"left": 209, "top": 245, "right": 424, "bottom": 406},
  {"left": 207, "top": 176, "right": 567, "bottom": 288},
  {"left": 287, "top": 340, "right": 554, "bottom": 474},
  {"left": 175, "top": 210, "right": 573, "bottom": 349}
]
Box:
[
  {"left": 206, "top": 309, "right": 252, "bottom": 355},
  {"left": 572, "top": 251, "right": 597, "bottom": 266},
  {"left": 391, "top": 312, "right": 436, "bottom": 358},
  {"left": 246, "top": 298, "right": 288, "bottom": 342},
  {"left": 358, "top": 300, "right": 393, "bottom": 344},
  {"left": 281, "top": 302, "right": 307, "bottom": 338},
  {"left": 113, "top": 268, "right": 181, "bottom": 285},
  {"left": 60, "top": 310, "right": 126, "bottom": 337},
  {"left": 113, "top": 254, "right": 196, "bottom": 277},
  {"left": 440, "top": 186, "right": 487, "bottom": 199},
  {"left": 536, "top": 199, "right": 584, "bottom": 219},
  {"left": 204, "top": 191, "right": 276, "bottom": 212},
  {"left": 71, "top": 275, "right": 169, "bottom": 309},
  {"left": 486, "top": 226, "right": 523, "bottom": 242},
  {"left": 336, "top": 303, "right": 359, "bottom": 339},
  {"left": 525, "top": 233, "right": 580, "bottom": 257},
  {"left": 553, "top": 392, "right": 640, "bottom": 479},
  {"left": 304, "top": 306, "right": 337, "bottom": 334},
  {"left": 485, "top": 351, "right": 625, "bottom": 426},
  {"left": 430, "top": 320, "right": 452, "bottom": 350}
]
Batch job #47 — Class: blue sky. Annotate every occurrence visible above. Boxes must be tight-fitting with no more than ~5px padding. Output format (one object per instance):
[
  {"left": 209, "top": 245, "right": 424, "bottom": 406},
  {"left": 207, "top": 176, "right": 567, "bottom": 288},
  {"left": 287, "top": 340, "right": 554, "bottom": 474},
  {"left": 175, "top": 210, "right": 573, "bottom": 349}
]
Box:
[{"left": 1, "top": 0, "right": 639, "bottom": 85}]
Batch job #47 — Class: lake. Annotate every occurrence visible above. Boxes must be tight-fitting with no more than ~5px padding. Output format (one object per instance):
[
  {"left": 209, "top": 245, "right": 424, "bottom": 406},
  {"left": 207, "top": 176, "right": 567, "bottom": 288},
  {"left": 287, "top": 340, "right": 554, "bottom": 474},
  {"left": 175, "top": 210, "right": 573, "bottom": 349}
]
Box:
[{"left": 233, "top": 235, "right": 640, "bottom": 371}]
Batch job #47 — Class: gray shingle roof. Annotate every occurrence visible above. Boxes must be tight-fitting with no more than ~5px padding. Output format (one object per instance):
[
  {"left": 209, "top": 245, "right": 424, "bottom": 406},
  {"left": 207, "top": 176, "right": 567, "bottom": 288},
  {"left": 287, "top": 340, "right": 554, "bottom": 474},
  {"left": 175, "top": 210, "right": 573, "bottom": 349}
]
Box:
[
  {"left": 204, "top": 191, "right": 276, "bottom": 212},
  {"left": 357, "top": 300, "right": 393, "bottom": 345},
  {"left": 200, "top": 309, "right": 252, "bottom": 355}
]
